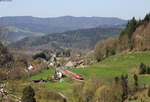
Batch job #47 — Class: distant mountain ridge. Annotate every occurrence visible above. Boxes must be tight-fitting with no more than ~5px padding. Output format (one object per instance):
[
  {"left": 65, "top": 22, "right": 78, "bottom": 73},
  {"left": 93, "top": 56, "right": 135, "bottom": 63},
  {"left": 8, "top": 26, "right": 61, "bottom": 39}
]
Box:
[
  {"left": 0, "top": 16, "right": 127, "bottom": 34},
  {"left": 10, "top": 26, "right": 123, "bottom": 51}
]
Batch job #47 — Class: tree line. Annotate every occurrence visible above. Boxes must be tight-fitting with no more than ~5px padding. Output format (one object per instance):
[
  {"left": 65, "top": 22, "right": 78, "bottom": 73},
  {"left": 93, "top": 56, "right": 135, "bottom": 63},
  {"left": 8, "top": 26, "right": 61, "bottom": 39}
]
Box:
[
  {"left": 94, "top": 13, "right": 150, "bottom": 62},
  {"left": 139, "top": 63, "right": 150, "bottom": 74}
]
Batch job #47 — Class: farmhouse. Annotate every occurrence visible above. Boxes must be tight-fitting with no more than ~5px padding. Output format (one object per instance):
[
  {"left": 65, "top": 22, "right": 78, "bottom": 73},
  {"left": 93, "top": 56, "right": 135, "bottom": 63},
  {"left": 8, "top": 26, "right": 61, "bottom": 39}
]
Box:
[
  {"left": 27, "top": 64, "right": 35, "bottom": 70},
  {"left": 65, "top": 61, "right": 74, "bottom": 68}
]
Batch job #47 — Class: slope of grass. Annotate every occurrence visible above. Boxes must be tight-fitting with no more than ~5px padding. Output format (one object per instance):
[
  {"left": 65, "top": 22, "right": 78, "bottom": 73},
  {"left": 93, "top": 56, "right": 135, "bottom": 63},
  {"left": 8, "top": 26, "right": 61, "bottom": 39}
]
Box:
[
  {"left": 26, "top": 51, "right": 150, "bottom": 92},
  {"left": 70, "top": 51, "right": 150, "bottom": 84},
  {"left": 25, "top": 68, "right": 54, "bottom": 81}
]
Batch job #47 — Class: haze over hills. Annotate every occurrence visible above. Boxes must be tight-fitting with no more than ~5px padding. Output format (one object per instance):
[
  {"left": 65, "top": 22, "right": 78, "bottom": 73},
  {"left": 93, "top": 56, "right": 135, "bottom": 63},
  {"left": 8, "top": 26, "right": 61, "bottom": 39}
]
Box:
[
  {"left": 0, "top": 0, "right": 150, "bottom": 101},
  {"left": 0, "top": 16, "right": 126, "bottom": 50},
  {"left": 10, "top": 26, "right": 123, "bottom": 51},
  {"left": 0, "top": 16, "right": 127, "bottom": 34},
  {"left": 0, "top": 26, "right": 44, "bottom": 44}
]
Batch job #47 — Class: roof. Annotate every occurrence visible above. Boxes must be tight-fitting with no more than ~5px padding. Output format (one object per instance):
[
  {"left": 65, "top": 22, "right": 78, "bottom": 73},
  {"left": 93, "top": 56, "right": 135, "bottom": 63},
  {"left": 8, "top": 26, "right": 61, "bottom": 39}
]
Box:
[{"left": 65, "top": 61, "right": 74, "bottom": 67}]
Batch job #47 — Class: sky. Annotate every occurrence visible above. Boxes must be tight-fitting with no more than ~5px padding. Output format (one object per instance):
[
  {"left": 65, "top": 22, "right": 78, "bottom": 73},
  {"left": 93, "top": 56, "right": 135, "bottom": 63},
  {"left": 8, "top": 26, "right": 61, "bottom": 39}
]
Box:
[{"left": 0, "top": 0, "right": 150, "bottom": 20}]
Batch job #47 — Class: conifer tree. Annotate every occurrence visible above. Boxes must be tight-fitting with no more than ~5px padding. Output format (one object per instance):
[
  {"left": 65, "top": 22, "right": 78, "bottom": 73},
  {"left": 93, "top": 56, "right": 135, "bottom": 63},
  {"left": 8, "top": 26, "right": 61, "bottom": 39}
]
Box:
[
  {"left": 139, "top": 63, "right": 146, "bottom": 74},
  {"left": 144, "top": 13, "right": 150, "bottom": 22},
  {"left": 133, "top": 74, "right": 138, "bottom": 87},
  {"left": 121, "top": 74, "right": 128, "bottom": 102},
  {"left": 148, "top": 87, "right": 150, "bottom": 97}
]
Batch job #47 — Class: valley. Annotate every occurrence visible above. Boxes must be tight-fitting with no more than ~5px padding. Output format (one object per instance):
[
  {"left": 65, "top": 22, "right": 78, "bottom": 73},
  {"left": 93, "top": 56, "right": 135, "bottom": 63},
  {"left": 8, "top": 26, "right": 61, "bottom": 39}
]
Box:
[
  {"left": 0, "top": 4, "right": 150, "bottom": 101},
  {"left": 3, "top": 51, "right": 150, "bottom": 102}
]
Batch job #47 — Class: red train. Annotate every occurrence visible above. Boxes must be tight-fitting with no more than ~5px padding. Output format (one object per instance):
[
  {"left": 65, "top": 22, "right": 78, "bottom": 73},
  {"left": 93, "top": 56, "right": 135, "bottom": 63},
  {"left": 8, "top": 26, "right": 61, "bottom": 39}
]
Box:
[{"left": 62, "top": 70, "right": 84, "bottom": 80}]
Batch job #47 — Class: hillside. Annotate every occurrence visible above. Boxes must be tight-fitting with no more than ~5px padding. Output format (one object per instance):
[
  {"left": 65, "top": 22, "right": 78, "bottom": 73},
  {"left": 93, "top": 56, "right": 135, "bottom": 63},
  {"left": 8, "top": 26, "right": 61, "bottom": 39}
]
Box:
[
  {"left": 132, "top": 22, "right": 150, "bottom": 50},
  {"left": 25, "top": 51, "right": 150, "bottom": 102},
  {"left": 27, "top": 51, "right": 150, "bottom": 84},
  {"left": 0, "top": 16, "right": 126, "bottom": 34},
  {"left": 0, "top": 26, "right": 44, "bottom": 44},
  {"left": 10, "top": 26, "right": 123, "bottom": 51},
  {"left": 94, "top": 14, "right": 150, "bottom": 61}
]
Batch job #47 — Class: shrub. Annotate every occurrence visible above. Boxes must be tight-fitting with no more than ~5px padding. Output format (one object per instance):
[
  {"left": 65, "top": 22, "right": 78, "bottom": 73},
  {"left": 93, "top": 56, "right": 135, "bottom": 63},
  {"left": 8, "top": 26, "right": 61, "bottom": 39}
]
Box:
[
  {"left": 144, "top": 13, "right": 150, "bottom": 22},
  {"left": 36, "top": 88, "right": 66, "bottom": 102},
  {"left": 8, "top": 68, "right": 27, "bottom": 80},
  {"left": 73, "top": 76, "right": 123, "bottom": 102},
  {"left": 148, "top": 87, "right": 150, "bottom": 97},
  {"left": 94, "top": 42, "right": 106, "bottom": 62},
  {"left": 133, "top": 74, "right": 138, "bottom": 87},
  {"left": 139, "top": 63, "right": 147, "bottom": 74},
  {"left": 147, "top": 67, "right": 150, "bottom": 74},
  {"left": 114, "top": 76, "right": 120, "bottom": 84},
  {"left": 93, "top": 84, "right": 122, "bottom": 102},
  {"left": 0, "top": 41, "right": 14, "bottom": 69},
  {"left": 22, "top": 86, "right": 36, "bottom": 102},
  {"left": 0, "top": 70, "right": 7, "bottom": 81},
  {"left": 120, "top": 74, "right": 128, "bottom": 101},
  {"left": 139, "top": 63, "right": 150, "bottom": 74},
  {"left": 32, "top": 53, "right": 47, "bottom": 60},
  {"left": 73, "top": 76, "right": 103, "bottom": 102},
  {"left": 114, "top": 74, "right": 129, "bottom": 101}
]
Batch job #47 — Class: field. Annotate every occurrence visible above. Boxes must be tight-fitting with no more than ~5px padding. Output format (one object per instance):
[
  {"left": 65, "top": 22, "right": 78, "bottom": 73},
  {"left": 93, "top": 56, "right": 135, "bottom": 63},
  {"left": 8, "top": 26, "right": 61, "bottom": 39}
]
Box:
[{"left": 70, "top": 51, "right": 150, "bottom": 84}]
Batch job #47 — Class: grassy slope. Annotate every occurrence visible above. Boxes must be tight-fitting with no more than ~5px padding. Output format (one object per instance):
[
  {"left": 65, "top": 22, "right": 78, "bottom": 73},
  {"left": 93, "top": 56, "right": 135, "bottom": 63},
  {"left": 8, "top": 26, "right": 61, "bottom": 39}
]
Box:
[
  {"left": 25, "top": 51, "right": 150, "bottom": 102},
  {"left": 70, "top": 51, "right": 150, "bottom": 84}
]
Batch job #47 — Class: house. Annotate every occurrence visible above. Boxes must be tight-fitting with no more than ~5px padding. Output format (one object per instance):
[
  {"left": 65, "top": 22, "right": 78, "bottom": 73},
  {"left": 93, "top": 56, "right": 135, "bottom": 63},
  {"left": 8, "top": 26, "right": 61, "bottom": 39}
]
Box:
[
  {"left": 56, "top": 71, "right": 63, "bottom": 79},
  {"left": 65, "top": 61, "right": 74, "bottom": 68},
  {"left": 28, "top": 64, "right": 35, "bottom": 70}
]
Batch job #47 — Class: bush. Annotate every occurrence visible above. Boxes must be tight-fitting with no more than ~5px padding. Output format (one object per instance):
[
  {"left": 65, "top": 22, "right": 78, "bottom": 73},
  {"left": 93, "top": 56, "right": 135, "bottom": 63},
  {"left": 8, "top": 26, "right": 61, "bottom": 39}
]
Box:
[
  {"left": 33, "top": 53, "right": 47, "bottom": 60},
  {"left": 139, "top": 63, "right": 146, "bottom": 74},
  {"left": 22, "top": 86, "right": 36, "bottom": 102},
  {"left": 0, "top": 70, "right": 7, "bottom": 81},
  {"left": 148, "top": 87, "right": 150, "bottom": 97},
  {"left": 133, "top": 74, "right": 138, "bottom": 87},
  {"left": 73, "top": 76, "right": 123, "bottom": 102},
  {"left": 0, "top": 41, "right": 14, "bottom": 69},
  {"left": 144, "top": 13, "right": 150, "bottom": 22},
  {"left": 93, "top": 84, "right": 122, "bottom": 102},
  {"left": 8, "top": 68, "right": 27, "bottom": 80},
  {"left": 94, "top": 37, "right": 117, "bottom": 62},
  {"left": 36, "top": 88, "right": 66, "bottom": 102},
  {"left": 139, "top": 63, "right": 150, "bottom": 74},
  {"left": 73, "top": 76, "right": 103, "bottom": 102},
  {"left": 94, "top": 42, "right": 106, "bottom": 62}
]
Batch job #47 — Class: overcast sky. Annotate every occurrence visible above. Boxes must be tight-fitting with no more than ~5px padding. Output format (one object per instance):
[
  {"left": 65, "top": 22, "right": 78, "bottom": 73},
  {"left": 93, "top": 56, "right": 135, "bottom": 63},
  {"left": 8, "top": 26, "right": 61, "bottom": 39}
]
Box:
[{"left": 0, "top": 0, "right": 150, "bottom": 20}]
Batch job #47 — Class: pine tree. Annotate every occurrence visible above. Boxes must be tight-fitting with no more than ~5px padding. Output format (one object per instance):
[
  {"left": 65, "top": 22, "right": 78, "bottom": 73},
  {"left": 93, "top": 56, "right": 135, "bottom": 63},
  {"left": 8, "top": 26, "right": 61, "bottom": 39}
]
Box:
[
  {"left": 133, "top": 74, "right": 138, "bottom": 87},
  {"left": 148, "top": 87, "right": 150, "bottom": 97},
  {"left": 139, "top": 63, "right": 146, "bottom": 74},
  {"left": 144, "top": 13, "right": 150, "bottom": 22},
  {"left": 121, "top": 74, "right": 128, "bottom": 102},
  {"left": 22, "top": 86, "right": 36, "bottom": 102},
  {"left": 147, "top": 67, "right": 150, "bottom": 74},
  {"left": 114, "top": 76, "right": 120, "bottom": 84}
]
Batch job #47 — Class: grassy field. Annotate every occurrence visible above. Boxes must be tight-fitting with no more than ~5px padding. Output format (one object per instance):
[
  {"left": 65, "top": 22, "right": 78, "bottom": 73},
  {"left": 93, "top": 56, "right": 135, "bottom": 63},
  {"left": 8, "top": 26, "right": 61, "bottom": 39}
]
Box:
[
  {"left": 25, "top": 68, "right": 54, "bottom": 81},
  {"left": 70, "top": 51, "right": 150, "bottom": 84}
]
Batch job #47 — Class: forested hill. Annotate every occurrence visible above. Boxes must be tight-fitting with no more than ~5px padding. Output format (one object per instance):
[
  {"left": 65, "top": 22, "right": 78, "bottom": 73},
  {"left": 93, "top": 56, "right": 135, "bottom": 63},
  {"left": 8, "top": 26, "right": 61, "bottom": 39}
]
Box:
[
  {"left": 0, "top": 16, "right": 126, "bottom": 34},
  {"left": 94, "top": 13, "right": 150, "bottom": 61},
  {"left": 0, "top": 26, "right": 44, "bottom": 44},
  {"left": 10, "top": 26, "right": 123, "bottom": 51}
]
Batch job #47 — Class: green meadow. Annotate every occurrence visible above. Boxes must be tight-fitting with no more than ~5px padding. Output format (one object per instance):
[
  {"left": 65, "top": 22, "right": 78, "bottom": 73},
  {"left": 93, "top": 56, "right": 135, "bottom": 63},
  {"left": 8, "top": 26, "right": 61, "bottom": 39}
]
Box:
[{"left": 26, "top": 51, "right": 150, "bottom": 92}]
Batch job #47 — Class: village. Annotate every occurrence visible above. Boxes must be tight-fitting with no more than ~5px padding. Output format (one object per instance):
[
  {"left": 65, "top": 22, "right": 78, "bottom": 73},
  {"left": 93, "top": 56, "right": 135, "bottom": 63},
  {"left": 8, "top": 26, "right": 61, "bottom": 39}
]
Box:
[{"left": 26, "top": 50, "right": 92, "bottom": 83}]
